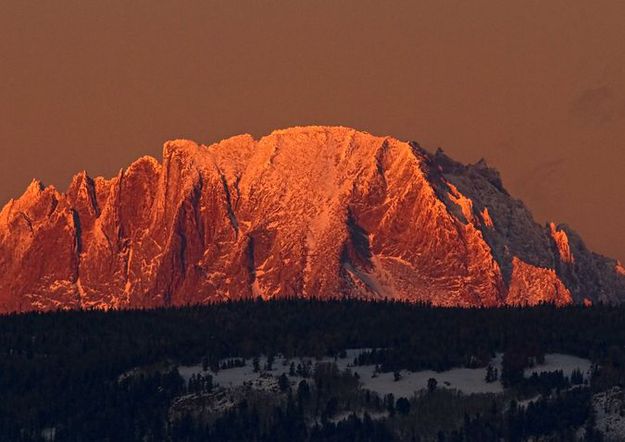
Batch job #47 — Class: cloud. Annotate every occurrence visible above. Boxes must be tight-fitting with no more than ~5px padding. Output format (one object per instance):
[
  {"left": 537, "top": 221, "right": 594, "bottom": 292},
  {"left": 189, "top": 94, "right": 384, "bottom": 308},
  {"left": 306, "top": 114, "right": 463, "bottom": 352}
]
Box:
[{"left": 570, "top": 85, "right": 625, "bottom": 125}]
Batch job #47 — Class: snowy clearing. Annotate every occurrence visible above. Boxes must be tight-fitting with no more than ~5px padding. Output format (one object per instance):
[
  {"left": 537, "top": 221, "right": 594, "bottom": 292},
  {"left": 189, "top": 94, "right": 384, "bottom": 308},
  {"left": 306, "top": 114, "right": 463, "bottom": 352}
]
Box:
[
  {"left": 524, "top": 353, "right": 592, "bottom": 380},
  {"left": 179, "top": 350, "right": 592, "bottom": 399}
]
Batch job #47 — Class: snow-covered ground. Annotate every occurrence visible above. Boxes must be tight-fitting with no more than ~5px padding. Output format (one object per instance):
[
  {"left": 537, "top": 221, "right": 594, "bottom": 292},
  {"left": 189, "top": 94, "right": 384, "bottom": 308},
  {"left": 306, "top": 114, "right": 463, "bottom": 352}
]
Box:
[
  {"left": 329, "top": 410, "right": 389, "bottom": 423},
  {"left": 524, "top": 353, "right": 592, "bottom": 380},
  {"left": 178, "top": 350, "right": 592, "bottom": 399},
  {"left": 345, "top": 356, "right": 504, "bottom": 396}
]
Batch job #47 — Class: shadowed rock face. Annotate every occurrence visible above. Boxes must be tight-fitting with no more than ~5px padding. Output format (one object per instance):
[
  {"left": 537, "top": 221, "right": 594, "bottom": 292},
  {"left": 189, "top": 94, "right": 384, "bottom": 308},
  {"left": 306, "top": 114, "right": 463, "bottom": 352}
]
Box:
[{"left": 0, "top": 126, "right": 623, "bottom": 312}]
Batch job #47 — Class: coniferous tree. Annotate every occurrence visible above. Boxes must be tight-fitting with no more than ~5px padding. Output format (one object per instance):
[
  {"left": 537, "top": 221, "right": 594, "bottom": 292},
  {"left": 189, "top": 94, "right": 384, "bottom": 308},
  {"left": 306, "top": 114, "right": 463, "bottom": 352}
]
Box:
[
  {"left": 396, "top": 397, "right": 410, "bottom": 416},
  {"left": 278, "top": 373, "right": 290, "bottom": 392},
  {"left": 427, "top": 378, "right": 438, "bottom": 393}
]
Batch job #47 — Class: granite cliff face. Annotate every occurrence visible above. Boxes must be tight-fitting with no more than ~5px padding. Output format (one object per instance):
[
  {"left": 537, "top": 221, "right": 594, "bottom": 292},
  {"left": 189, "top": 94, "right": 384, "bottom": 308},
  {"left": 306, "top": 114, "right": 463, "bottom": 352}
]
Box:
[{"left": 1, "top": 126, "right": 623, "bottom": 312}]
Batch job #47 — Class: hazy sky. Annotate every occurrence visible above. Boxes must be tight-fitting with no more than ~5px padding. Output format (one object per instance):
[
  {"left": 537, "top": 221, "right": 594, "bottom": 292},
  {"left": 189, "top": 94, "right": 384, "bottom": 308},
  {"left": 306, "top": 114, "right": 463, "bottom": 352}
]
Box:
[{"left": 1, "top": 0, "right": 624, "bottom": 260}]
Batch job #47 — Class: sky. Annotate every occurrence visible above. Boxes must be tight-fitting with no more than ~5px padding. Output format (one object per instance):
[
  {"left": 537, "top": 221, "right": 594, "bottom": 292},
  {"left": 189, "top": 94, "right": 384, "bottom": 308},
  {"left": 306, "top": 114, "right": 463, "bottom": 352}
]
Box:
[{"left": 1, "top": 0, "right": 624, "bottom": 261}]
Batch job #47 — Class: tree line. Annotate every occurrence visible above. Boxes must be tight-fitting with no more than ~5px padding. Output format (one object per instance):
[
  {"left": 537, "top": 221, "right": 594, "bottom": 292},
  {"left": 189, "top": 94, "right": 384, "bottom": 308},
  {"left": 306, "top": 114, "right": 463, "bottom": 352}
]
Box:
[{"left": 1, "top": 299, "right": 625, "bottom": 440}]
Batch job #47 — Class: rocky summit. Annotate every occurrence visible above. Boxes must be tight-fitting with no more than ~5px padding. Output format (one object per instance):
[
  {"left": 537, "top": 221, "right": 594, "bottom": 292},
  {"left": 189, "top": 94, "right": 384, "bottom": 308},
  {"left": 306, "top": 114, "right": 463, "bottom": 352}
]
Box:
[{"left": 1, "top": 126, "right": 624, "bottom": 312}]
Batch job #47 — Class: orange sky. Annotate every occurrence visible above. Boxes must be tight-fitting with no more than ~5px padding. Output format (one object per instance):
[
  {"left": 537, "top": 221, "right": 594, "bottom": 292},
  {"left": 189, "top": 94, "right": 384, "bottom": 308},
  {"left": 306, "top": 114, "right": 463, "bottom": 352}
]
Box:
[{"left": 1, "top": 0, "right": 624, "bottom": 261}]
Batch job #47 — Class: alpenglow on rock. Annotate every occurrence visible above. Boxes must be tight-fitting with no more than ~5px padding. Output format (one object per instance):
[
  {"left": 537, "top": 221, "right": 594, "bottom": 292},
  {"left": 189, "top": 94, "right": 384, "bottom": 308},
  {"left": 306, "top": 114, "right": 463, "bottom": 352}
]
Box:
[{"left": 1, "top": 126, "right": 624, "bottom": 312}]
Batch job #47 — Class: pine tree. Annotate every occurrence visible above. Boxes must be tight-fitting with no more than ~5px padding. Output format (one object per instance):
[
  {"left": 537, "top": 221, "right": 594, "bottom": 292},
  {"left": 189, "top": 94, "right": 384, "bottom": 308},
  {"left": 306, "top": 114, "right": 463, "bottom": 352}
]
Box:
[
  {"left": 427, "top": 377, "right": 438, "bottom": 393},
  {"left": 278, "top": 373, "right": 290, "bottom": 392},
  {"left": 396, "top": 397, "right": 411, "bottom": 415}
]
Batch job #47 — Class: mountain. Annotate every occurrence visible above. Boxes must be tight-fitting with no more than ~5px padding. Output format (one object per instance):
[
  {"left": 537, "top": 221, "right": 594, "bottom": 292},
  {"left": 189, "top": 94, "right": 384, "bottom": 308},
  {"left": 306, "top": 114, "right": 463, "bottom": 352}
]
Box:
[{"left": 1, "top": 126, "right": 624, "bottom": 312}]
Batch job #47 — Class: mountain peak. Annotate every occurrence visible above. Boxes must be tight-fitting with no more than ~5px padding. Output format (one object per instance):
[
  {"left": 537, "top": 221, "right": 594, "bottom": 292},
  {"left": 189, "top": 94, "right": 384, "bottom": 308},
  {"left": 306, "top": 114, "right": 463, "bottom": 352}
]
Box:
[
  {"left": 163, "top": 139, "right": 202, "bottom": 160},
  {"left": 1, "top": 126, "right": 623, "bottom": 312}
]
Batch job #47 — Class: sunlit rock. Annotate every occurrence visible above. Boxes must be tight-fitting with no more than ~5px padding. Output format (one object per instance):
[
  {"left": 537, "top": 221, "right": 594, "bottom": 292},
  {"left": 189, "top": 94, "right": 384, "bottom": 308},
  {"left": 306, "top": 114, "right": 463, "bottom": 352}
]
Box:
[{"left": 1, "top": 126, "right": 623, "bottom": 312}]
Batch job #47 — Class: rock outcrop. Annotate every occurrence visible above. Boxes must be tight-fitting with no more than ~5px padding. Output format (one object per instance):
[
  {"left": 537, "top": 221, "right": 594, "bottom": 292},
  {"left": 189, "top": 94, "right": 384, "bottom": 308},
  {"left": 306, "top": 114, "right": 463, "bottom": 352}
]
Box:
[{"left": 1, "top": 126, "right": 623, "bottom": 312}]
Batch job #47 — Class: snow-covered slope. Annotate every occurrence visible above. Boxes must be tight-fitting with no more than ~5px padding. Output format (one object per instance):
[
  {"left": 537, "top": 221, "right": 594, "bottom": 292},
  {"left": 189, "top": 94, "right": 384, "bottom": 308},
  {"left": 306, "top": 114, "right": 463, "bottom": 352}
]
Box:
[{"left": 1, "top": 126, "right": 623, "bottom": 312}]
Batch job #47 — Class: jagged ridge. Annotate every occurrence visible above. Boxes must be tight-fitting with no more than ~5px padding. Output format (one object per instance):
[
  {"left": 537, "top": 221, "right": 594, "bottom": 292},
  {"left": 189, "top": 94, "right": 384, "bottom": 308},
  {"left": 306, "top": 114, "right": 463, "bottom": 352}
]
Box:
[{"left": 1, "top": 126, "right": 624, "bottom": 312}]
